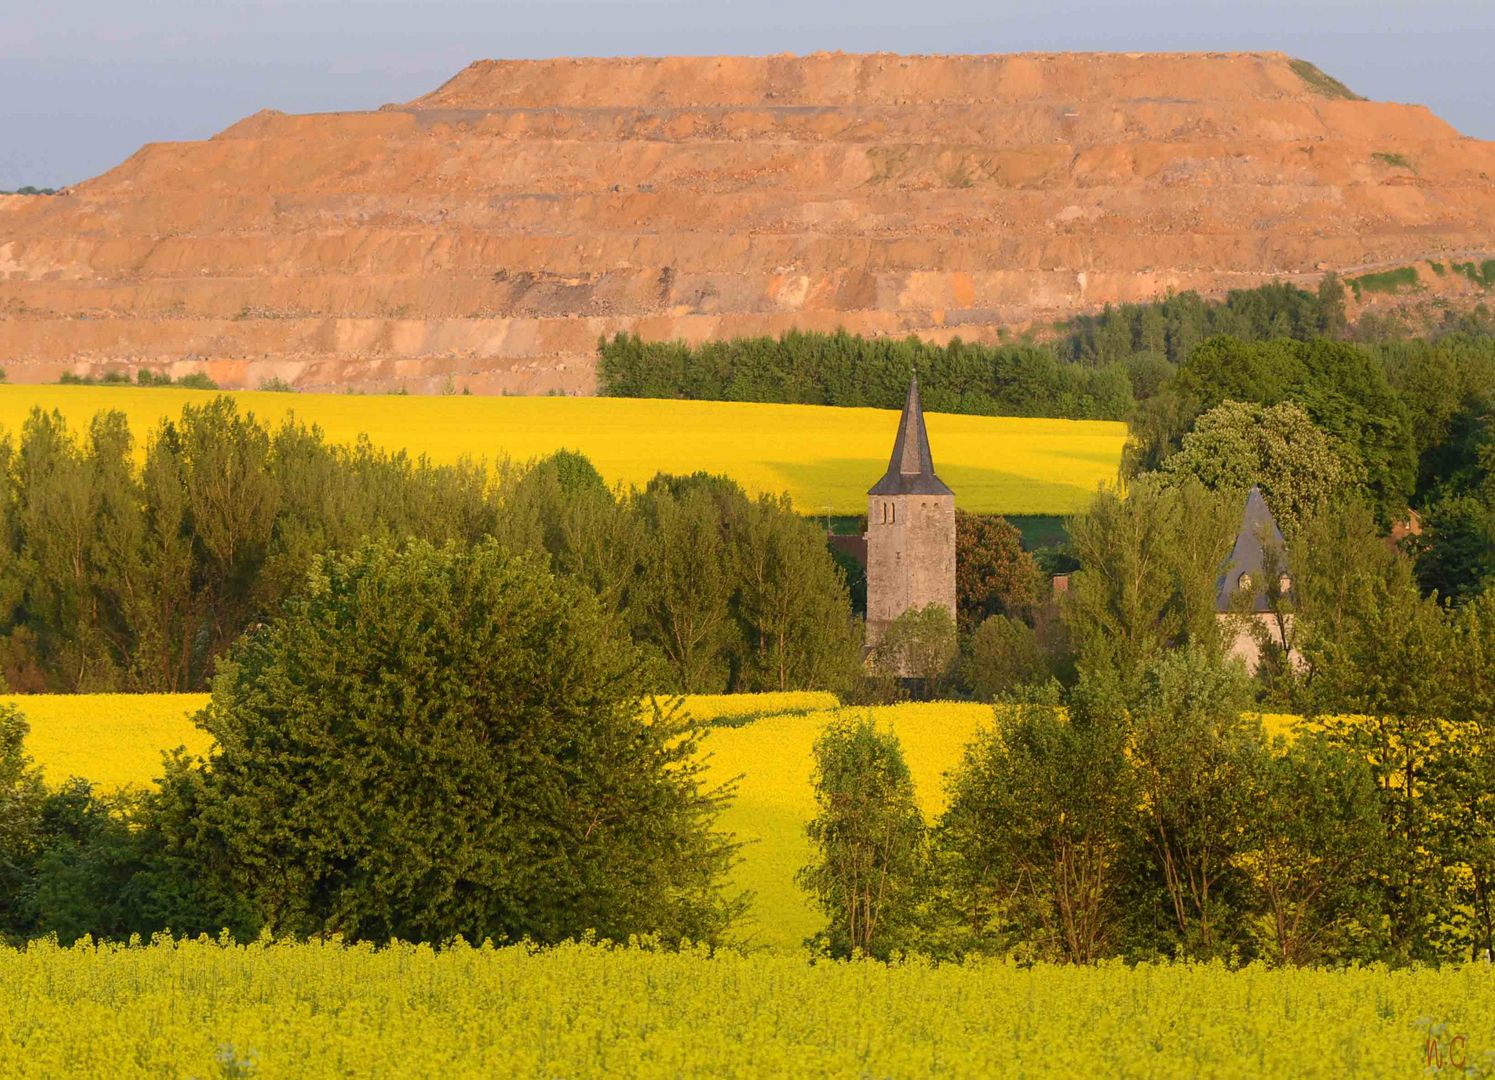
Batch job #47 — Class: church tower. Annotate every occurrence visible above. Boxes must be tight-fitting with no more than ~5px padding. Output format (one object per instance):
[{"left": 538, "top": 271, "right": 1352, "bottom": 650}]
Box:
[{"left": 864, "top": 377, "right": 957, "bottom": 651}]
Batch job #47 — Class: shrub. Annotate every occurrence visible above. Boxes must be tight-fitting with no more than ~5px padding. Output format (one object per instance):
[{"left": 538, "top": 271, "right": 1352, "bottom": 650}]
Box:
[
  {"left": 961, "top": 614, "right": 1050, "bottom": 700},
  {"left": 1289, "top": 59, "right": 1362, "bottom": 100},
  {"left": 1348, "top": 266, "right": 1420, "bottom": 298},
  {"left": 872, "top": 604, "right": 958, "bottom": 696},
  {"left": 1452, "top": 261, "right": 1495, "bottom": 289},
  {"left": 176, "top": 539, "right": 741, "bottom": 944},
  {"left": 937, "top": 693, "right": 1136, "bottom": 963}
]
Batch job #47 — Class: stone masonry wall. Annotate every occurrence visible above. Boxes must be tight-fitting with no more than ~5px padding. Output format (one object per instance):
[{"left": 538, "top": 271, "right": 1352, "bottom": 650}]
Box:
[{"left": 865, "top": 492, "right": 957, "bottom": 651}]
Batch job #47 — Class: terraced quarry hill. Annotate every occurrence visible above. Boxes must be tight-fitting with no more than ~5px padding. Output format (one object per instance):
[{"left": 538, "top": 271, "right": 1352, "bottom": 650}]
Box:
[{"left": 2, "top": 52, "right": 1493, "bottom": 393}]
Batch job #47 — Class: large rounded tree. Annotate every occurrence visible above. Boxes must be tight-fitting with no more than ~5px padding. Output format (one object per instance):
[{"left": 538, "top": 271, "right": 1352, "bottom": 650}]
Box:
[{"left": 185, "top": 539, "right": 737, "bottom": 944}]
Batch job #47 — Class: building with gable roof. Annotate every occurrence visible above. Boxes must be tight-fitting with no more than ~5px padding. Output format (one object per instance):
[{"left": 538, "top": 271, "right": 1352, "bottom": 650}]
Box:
[{"left": 1217, "top": 485, "right": 1295, "bottom": 671}]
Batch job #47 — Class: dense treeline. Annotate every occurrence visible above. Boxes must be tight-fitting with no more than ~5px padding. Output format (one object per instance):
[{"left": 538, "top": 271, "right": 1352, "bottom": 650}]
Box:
[
  {"left": 504, "top": 457, "right": 859, "bottom": 693},
  {"left": 596, "top": 282, "right": 1356, "bottom": 418},
  {"left": 599, "top": 330, "right": 1137, "bottom": 420},
  {"left": 804, "top": 482, "right": 1495, "bottom": 966},
  {"left": 598, "top": 280, "right": 1492, "bottom": 419},
  {"left": 1057, "top": 280, "right": 1341, "bottom": 367},
  {"left": 0, "top": 399, "right": 858, "bottom": 694}
]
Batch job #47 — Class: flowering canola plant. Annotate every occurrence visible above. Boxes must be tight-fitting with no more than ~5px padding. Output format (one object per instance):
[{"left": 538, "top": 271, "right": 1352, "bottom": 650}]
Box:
[
  {"left": 14, "top": 692, "right": 837, "bottom": 790},
  {"left": 0, "top": 385, "right": 1125, "bottom": 515},
  {"left": 1, "top": 935, "right": 1489, "bottom": 1079}
]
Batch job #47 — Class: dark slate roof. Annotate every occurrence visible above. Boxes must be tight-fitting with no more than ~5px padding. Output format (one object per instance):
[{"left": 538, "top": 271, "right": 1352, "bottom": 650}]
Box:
[
  {"left": 1215, "top": 486, "right": 1288, "bottom": 613},
  {"left": 869, "top": 377, "right": 954, "bottom": 497}
]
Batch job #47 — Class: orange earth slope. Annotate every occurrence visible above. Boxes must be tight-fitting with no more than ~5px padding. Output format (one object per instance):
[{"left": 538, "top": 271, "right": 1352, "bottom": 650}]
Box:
[{"left": 1, "top": 52, "right": 1492, "bottom": 393}]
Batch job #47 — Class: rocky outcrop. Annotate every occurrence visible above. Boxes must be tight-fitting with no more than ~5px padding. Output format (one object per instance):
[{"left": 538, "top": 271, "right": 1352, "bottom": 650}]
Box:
[{"left": 1, "top": 52, "right": 1492, "bottom": 393}]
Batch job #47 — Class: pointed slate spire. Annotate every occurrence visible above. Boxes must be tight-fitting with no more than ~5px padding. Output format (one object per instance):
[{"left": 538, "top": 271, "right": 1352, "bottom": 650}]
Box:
[
  {"left": 1215, "top": 485, "right": 1288, "bottom": 613},
  {"left": 869, "top": 376, "right": 953, "bottom": 497}
]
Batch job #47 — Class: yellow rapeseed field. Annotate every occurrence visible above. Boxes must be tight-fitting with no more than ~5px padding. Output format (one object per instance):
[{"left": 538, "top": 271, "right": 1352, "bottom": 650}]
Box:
[
  {"left": 10, "top": 691, "right": 840, "bottom": 789},
  {"left": 8, "top": 694, "right": 211, "bottom": 791},
  {"left": 1, "top": 936, "right": 1488, "bottom": 1078},
  {"left": 0, "top": 385, "right": 1125, "bottom": 515}
]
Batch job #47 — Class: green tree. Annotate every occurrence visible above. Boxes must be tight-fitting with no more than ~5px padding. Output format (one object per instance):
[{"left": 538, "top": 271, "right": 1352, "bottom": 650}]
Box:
[
  {"left": 732, "top": 495, "right": 859, "bottom": 692},
  {"left": 498, "top": 449, "right": 638, "bottom": 614},
  {"left": 1297, "top": 507, "right": 1460, "bottom": 962},
  {"left": 1434, "top": 591, "right": 1495, "bottom": 958},
  {"left": 1237, "top": 532, "right": 1301, "bottom": 703},
  {"left": 1129, "top": 647, "right": 1263, "bottom": 958},
  {"left": 1237, "top": 732, "right": 1384, "bottom": 965},
  {"left": 1159, "top": 400, "right": 1362, "bottom": 537},
  {"left": 954, "top": 511, "right": 1042, "bottom": 631},
  {"left": 176, "top": 398, "right": 279, "bottom": 659},
  {"left": 14, "top": 409, "right": 111, "bottom": 687},
  {"left": 797, "top": 716, "right": 926, "bottom": 957},
  {"left": 1382, "top": 343, "right": 1495, "bottom": 502},
  {"left": 1415, "top": 494, "right": 1495, "bottom": 602},
  {"left": 180, "top": 539, "right": 739, "bottom": 944},
  {"left": 130, "top": 421, "right": 207, "bottom": 689},
  {"left": 936, "top": 690, "right": 1136, "bottom": 963},
  {"left": 631, "top": 482, "right": 740, "bottom": 691},
  {"left": 960, "top": 614, "right": 1051, "bottom": 701},
  {"left": 1138, "top": 337, "right": 1415, "bottom": 519},
  {"left": 1289, "top": 500, "right": 1396, "bottom": 669},
  {"left": 1316, "top": 272, "right": 1348, "bottom": 338},
  {"left": 86, "top": 411, "right": 148, "bottom": 685},
  {"left": 1063, "top": 478, "right": 1235, "bottom": 698},
  {"left": 872, "top": 604, "right": 958, "bottom": 697},
  {"left": 0, "top": 704, "right": 45, "bottom": 937}
]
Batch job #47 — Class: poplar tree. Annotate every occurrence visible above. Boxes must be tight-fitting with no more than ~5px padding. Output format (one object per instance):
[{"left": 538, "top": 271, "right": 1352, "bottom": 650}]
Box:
[
  {"left": 798, "top": 716, "right": 925, "bottom": 958},
  {"left": 1063, "top": 477, "right": 1234, "bottom": 698}
]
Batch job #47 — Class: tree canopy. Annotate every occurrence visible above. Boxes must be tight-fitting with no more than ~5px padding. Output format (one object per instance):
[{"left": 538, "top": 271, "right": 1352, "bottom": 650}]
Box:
[
  {"left": 1159, "top": 399, "right": 1362, "bottom": 537},
  {"left": 176, "top": 539, "right": 740, "bottom": 944}
]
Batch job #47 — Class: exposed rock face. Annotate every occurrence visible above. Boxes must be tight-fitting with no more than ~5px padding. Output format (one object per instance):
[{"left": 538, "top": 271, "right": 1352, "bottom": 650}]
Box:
[{"left": 2, "top": 52, "right": 1492, "bottom": 393}]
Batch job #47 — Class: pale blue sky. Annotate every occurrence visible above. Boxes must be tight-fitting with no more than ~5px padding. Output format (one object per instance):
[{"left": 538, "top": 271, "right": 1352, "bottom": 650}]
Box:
[{"left": 3, "top": 0, "right": 1491, "bottom": 189}]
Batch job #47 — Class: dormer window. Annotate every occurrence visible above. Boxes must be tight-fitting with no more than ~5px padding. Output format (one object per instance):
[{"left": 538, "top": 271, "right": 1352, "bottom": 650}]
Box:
[
  {"left": 1237, "top": 572, "right": 1253, "bottom": 592},
  {"left": 1278, "top": 574, "right": 1293, "bottom": 593}
]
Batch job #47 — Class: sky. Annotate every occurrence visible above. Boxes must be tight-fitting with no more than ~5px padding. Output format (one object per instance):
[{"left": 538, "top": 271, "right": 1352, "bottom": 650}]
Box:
[{"left": 3, "top": 0, "right": 1492, "bottom": 190}]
